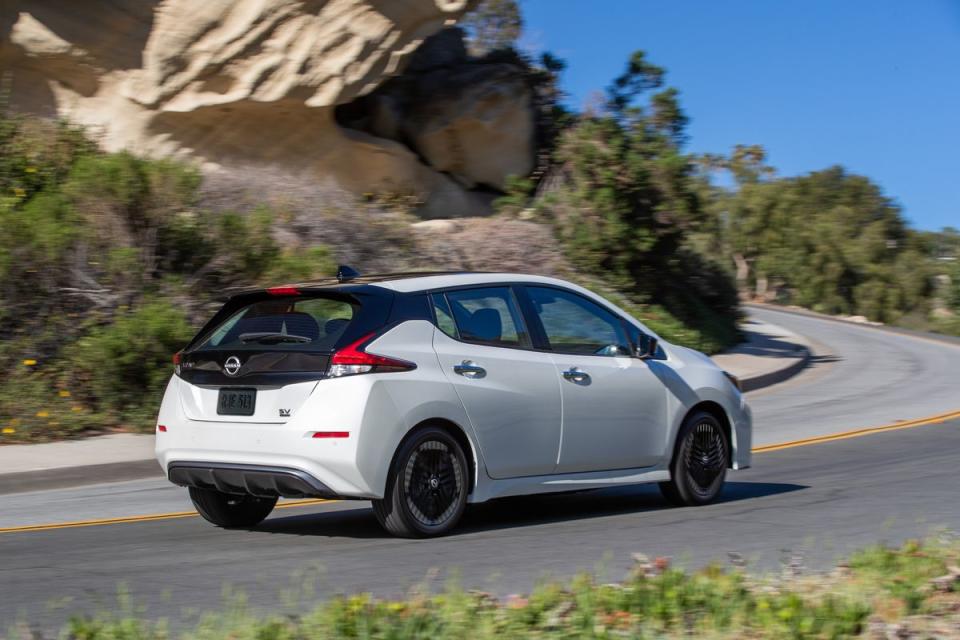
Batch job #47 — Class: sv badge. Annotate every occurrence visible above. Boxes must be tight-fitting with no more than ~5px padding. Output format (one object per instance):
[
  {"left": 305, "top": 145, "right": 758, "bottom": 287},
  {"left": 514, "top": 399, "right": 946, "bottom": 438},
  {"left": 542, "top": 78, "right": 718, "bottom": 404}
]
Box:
[{"left": 279, "top": 408, "right": 291, "bottom": 417}]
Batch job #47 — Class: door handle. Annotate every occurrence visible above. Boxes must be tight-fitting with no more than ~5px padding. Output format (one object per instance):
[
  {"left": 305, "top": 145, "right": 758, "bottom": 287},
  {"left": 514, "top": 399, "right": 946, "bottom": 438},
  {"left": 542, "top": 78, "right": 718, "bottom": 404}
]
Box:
[
  {"left": 562, "top": 367, "right": 590, "bottom": 384},
  {"left": 453, "top": 360, "right": 486, "bottom": 379}
]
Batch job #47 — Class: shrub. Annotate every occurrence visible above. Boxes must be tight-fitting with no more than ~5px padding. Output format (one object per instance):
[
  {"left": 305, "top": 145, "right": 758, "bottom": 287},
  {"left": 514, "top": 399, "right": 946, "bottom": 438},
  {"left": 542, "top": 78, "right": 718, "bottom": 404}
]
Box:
[
  {"left": 65, "top": 301, "right": 194, "bottom": 424},
  {"left": 264, "top": 246, "right": 336, "bottom": 284},
  {"left": 46, "top": 538, "right": 960, "bottom": 640}
]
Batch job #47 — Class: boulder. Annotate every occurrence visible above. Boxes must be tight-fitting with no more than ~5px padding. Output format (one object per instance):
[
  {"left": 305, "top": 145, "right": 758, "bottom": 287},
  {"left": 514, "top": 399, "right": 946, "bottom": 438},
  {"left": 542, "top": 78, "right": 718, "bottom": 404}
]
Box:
[{"left": 0, "top": 0, "right": 533, "bottom": 217}]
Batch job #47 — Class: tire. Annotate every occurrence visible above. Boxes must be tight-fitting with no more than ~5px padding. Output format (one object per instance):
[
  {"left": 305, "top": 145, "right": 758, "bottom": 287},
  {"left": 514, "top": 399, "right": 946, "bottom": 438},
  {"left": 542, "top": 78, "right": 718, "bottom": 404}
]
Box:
[
  {"left": 658, "top": 411, "right": 729, "bottom": 507},
  {"left": 189, "top": 487, "right": 277, "bottom": 528},
  {"left": 372, "top": 426, "right": 469, "bottom": 538}
]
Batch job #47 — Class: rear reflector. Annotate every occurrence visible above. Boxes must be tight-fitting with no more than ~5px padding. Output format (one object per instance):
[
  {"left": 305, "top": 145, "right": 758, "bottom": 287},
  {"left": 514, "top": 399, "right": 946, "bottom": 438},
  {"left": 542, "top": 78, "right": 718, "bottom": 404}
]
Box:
[
  {"left": 157, "top": 425, "right": 168, "bottom": 432},
  {"left": 172, "top": 352, "right": 182, "bottom": 365},
  {"left": 266, "top": 286, "right": 301, "bottom": 296},
  {"left": 312, "top": 431, "right": 349, "bottom": 439}
]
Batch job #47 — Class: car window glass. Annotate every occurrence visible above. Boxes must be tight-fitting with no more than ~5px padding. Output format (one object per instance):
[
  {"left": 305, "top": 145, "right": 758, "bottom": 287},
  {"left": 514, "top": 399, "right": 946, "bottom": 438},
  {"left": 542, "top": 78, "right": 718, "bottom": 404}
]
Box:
[
  {"left": 445, "top": 287, "right": 529, "bottom": 347},
  {"left": 527, "top": 287, "right": 630, "bottom": 356},
  {"left": 431, "top": 293, "right": 459, "bottom": 339},
  {"left": 197, "top": 297, "right": 355, "bottom": 351}
]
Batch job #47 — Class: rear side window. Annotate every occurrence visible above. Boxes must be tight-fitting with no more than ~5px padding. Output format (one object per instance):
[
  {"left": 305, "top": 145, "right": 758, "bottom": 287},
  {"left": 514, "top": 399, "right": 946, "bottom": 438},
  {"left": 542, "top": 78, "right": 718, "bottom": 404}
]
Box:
[
  {"left": 431, "top": 293, "right": 459, "bottom": 339},
  {"left": 526, "top": 286, "right": 631, "bottom": 356},
  {"left": 196, "top": 296, "right": 355, "bottom": 351},
  {"left": 443, "top": 287, "right": 530, "bottom": 348}
]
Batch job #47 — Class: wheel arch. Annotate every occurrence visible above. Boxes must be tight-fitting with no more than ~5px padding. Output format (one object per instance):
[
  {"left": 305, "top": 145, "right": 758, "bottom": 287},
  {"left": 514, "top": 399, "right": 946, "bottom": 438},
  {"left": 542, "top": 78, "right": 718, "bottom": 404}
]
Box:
[
  {"left": 674, "top": 401, "right": 734, "bottom": 469},
  {"left": 395, "top": 418, "right": 478, "bottom": 495}
]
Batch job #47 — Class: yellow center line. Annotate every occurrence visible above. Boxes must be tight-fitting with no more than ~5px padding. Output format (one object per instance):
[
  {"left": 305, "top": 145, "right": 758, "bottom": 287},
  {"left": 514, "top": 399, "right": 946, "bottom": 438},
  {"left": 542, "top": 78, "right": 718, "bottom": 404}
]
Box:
[
  {"left": 3, "top": 409, "right": 960, "bottom": 534},
  {"left": 752, "top": 408, "right": 960, "bottom": 453},
  {"left": 0, "top": 498, "right": 333, "bottom": 534}
]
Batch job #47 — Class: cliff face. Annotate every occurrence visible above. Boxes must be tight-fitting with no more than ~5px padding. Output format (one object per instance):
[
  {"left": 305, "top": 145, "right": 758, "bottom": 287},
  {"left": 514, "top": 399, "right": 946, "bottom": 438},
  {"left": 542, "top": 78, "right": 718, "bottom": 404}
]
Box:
[{"left": 1, "top": 0, "right": 533, "bottom": 216}]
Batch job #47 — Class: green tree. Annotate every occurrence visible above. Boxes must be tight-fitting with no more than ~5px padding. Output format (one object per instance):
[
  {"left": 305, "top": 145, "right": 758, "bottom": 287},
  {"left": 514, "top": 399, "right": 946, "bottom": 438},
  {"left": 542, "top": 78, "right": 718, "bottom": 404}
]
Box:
[
  {"left": 699, "top": 154, "right": 933, "bottom": 324},
  {"left": 544, "top": 50, "right": 740, "bottom": 350}
]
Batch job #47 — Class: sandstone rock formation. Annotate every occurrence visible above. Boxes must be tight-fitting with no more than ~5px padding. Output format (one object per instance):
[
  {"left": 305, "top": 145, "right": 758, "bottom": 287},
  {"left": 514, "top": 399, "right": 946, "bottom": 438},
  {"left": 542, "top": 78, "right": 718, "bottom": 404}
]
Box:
[
  {"left": 1, "top": 0, "right": 535, "bottom": 217},
  {"left": 336, "top": 26, "right": 534, "bottom": 191}
]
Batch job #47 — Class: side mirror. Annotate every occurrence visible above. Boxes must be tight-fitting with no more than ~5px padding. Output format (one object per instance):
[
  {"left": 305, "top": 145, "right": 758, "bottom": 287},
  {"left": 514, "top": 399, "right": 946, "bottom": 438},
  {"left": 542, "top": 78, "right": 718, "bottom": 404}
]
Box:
[{"left": 636, "top": 334, "right": 658, "bottom": 360}]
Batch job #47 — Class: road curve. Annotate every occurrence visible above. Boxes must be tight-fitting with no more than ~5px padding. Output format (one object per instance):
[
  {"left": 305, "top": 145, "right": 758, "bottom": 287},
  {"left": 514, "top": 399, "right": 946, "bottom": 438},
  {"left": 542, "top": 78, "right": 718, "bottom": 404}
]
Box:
[
  {"left": 2, "top": 307, "right": 960, "bottom": 629},
  {"left": 746, "top": 306, "right": 960, "bottom": 446}
]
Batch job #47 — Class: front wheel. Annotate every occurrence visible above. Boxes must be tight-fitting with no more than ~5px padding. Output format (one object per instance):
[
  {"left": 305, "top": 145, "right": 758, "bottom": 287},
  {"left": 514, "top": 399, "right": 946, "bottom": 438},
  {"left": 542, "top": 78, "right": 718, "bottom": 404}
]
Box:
[
  {"left": 189, "top": 487, "right": 277, "bottom": 528},
  {"left": 372, "top": 427, "right": 469, "bottom": 538},
  {"left": 659, "top": 411, "right": 729, "bottom": 506}
]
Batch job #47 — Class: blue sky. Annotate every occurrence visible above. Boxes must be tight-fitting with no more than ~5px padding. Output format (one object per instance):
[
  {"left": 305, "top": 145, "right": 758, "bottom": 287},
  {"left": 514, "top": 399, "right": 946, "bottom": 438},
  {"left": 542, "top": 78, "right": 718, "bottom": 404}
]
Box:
[{"left": 520, "top": 1, "right": 960, "bottom": 231}]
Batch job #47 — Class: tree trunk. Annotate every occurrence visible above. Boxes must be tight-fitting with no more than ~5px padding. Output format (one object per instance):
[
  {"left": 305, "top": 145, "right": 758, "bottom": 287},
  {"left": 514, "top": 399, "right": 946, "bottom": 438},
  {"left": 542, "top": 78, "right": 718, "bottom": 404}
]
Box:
[{"left": 732, "top": 253, "right": 750, "bottom": 301}]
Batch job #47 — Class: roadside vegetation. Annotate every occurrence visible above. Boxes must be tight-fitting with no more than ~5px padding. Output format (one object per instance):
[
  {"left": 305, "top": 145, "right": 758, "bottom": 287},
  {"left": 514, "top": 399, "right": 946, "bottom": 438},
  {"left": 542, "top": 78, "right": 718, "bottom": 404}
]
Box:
[
  {"left": 0, "top": 114, "right": 336, "bottom": 442},
  {"left": 6, "top": 537, "right": 960, "bottom": 639}
]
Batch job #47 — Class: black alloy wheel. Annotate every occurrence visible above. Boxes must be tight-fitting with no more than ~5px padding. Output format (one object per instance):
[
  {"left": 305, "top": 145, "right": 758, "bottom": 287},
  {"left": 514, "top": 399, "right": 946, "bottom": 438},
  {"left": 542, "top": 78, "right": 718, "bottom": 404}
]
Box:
[
  {"left": 373, "top": 426, "right": 468, "bottom": 537},
  {"left": 659, "top": 411, "right": 729, "bottom": 506}
]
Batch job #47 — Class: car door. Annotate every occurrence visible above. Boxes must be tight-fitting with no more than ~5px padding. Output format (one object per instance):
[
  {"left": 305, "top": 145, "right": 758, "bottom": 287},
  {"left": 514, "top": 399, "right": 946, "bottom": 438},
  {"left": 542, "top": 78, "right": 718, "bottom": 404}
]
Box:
[
  {"left": 522, "top": 285, "right": 669, "bottom": 473},
  {"left": 431, "top": 287, "right": 562, "bottom": 479}
]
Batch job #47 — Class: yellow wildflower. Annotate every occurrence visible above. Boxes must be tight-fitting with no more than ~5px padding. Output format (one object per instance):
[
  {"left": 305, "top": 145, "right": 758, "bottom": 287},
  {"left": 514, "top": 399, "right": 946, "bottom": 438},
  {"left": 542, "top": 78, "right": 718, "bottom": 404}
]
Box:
[
  {"left": 25, "top": 166, "right": 37, "bottom": 173},
  {"left": 23, "top": 359, "right": 37, "bottom": 366},
  {"left": 71, "top": 405, "right": 83, "bottom": 412},
  {"left": 13, "top": 187, "right": 26, "bottom": 197},
  {"left": 35, "top": 410, "right": 49, "bottom": 418},
  {"left": 1, "top": 427, "right": 14, "bottom": 435},
  {"left": 58, "top": 390, "right": 71, "bottom": 398}
]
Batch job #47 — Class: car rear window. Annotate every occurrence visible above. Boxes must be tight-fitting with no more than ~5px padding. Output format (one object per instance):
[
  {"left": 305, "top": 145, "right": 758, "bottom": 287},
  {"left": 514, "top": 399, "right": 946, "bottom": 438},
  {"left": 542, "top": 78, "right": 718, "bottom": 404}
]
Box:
[
  {"left": 442, "top": 287, "right": 530, "bottom": 348},
  {"left": 194, "top": 296, "right": 356, "bottom": 351}
]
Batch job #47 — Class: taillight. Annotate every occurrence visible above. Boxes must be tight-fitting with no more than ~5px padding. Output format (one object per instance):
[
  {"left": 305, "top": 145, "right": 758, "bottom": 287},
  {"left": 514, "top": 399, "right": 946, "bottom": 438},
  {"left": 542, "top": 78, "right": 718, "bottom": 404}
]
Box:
[
  {"left": 266, "top": 286, "right": 301, "bottom": 296},
  {"left": 328, "top": 332, "right": 415, "bottom": 378},
  {"left": 172, "top": 351, "right": 182, "bottom": 376}
]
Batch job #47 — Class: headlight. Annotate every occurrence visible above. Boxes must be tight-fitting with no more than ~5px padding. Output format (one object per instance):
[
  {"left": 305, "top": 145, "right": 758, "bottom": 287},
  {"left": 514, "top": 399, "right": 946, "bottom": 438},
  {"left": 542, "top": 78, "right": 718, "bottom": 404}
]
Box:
[{"left": 723, "top": 371, "right": 742, "bottom": 392}]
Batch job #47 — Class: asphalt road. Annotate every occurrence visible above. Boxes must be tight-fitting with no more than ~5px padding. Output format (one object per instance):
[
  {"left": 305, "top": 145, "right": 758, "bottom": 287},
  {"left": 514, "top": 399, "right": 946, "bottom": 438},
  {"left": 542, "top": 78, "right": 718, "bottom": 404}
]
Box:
[
  {"left": 2, "top": 308, "right": 960, "bottom": 629},
  {"left": 747, "top": 306, "right": 960, "bottom": 446}
]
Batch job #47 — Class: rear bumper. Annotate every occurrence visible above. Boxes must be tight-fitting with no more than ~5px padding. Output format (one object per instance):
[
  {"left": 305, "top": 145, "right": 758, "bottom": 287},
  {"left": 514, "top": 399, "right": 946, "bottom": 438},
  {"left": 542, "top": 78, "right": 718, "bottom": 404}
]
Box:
[
  {"left": 154, "top": 374, "right": 409, "bottom": 499},
  {"left": 167, "top": 462, "right": 338, "bottom": 499}
]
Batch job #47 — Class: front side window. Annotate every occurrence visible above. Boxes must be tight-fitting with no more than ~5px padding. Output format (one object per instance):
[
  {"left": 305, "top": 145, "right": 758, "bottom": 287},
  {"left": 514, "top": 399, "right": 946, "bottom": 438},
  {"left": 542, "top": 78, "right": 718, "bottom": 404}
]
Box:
[
  {"left": 443, "top": 287, "right": 529, "bottom": 348},
  {"left": 527, "top": 286, "right": 630, "bottom": 356},
  {"left": 195, "top": 296, "right": 355, "bottom": 351}
]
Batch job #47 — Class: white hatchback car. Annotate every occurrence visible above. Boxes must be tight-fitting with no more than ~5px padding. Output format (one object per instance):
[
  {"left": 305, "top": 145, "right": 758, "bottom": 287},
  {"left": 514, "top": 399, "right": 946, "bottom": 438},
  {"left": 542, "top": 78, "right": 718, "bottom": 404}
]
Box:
[{"left": 156, "top": 270, "right": 751, "bottom": 537}]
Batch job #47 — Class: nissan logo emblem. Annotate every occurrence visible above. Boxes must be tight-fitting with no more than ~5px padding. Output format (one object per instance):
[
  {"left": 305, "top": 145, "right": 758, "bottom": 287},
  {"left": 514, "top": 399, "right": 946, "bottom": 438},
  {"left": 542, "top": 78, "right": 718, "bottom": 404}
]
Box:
[{"left": 223, "top": 356, "right": 242, "bottom": 376}]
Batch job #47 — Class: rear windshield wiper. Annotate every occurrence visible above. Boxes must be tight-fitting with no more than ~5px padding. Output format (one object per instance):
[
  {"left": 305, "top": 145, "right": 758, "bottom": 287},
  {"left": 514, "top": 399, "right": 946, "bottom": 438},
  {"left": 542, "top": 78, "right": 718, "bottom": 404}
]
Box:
[{"left": 238, "top": 332, "right": 312, "bottom": 344}]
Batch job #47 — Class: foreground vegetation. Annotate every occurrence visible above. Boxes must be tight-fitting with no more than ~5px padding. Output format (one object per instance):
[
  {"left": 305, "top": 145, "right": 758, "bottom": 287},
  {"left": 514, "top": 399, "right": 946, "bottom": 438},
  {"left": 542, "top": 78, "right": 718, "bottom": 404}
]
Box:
[{"left": 6, "top": 537, "right": 960, "bottom": 639}]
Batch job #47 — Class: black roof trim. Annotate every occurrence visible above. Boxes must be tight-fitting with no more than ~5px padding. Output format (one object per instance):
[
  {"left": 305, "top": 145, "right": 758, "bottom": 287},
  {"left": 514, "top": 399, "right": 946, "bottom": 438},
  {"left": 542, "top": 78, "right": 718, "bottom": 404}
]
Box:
[{"left": 309, "top": 270, "right": 489, "bottom": 285}]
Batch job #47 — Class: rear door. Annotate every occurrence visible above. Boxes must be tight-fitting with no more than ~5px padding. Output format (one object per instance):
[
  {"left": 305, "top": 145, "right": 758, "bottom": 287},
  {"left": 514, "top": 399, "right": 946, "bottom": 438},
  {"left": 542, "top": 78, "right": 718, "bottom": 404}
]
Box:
[
  {"left": 431, "top": 287, "right": 562, "bottom": 478},
  {"left": 522, "top": 285, "right": 669, "bottom": 473},
  {"left": 177, "top": 292, "right": 371, "bottom": 423}
]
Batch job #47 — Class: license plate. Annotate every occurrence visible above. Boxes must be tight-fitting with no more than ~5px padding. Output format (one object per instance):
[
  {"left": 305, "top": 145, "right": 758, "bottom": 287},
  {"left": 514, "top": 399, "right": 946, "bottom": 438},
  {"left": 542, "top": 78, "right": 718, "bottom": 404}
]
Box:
[{"left": 217, "top": 388, "right": 256, "bottom": 416}]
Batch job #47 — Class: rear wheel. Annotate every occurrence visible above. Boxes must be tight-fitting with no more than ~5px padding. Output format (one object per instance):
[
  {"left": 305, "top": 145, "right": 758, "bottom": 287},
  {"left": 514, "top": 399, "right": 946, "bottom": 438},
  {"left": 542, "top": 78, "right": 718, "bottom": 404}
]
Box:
[
  {"left": 189, "top": 487, "right": 277, "bottom": 528},
  {"left": 659, "top": 411, "right": 729, "bottom": 506},
  {"left": 372, "top": 426, "right": 469, "bottom": 538}
]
